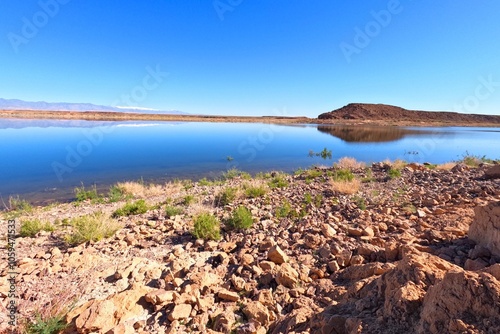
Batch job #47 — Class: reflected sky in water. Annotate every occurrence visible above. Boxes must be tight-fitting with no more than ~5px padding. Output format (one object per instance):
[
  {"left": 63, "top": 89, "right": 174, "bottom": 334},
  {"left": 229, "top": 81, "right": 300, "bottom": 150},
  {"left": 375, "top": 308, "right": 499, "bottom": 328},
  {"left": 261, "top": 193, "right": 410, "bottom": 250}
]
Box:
[{"left": 0, "top": 120, "right": 499, "bottom": 203}]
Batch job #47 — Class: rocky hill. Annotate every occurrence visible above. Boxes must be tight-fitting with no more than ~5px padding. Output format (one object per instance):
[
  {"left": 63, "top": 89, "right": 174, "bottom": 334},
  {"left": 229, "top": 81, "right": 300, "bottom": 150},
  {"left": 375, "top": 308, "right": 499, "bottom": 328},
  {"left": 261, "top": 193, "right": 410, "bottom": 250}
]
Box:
[
  {"left": 1, "top": 160, "right": 500, "bottom": 333},
  {"left": 318, "top": 103, "right": 500, "bottom": 125}
]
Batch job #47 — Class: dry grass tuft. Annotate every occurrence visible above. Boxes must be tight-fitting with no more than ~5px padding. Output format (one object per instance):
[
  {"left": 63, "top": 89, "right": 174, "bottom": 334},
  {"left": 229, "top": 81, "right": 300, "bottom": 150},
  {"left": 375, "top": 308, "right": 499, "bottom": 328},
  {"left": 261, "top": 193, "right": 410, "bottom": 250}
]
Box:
[
  {"left": 335, "top": 157, "right": 365, "bottom": 170},
  {"left": 116, "top": 181, "right": 180, "bottom": 198},
  {"left": 330, "top": 178, "right": 361, "bottom": 195},
  {"left": 436, "top": 162, "right": 456, "bottom": 170}
]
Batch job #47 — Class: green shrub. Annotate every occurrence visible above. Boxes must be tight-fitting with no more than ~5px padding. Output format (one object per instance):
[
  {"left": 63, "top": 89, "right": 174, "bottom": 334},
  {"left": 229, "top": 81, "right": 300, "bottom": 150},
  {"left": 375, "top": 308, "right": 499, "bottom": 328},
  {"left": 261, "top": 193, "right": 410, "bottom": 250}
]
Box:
[
  {"left": 182, "top": 195, "right": 195, "bottom": 206},
  {"left": 244, "top": 185, "right": 267, "bottom": 198},
  {"left": 215, "top": 187, "right": 238, "bottom": 206},
  {"left": 198, "top": 177, "right": 212, "bottom": 186},
  {"left": 226, "top": 206, "right": 253, "bottom": 230},
  {"left": 192, "top": 213, "right": 221, "bottom": 240},
  {"left": 275, "top": 201, "right": 296, "bottom": 219},
  {"left": 107, "top": 185, "right": 129, "bottom": 203},
  {"left": 353, "top": 196, "right": 367, "bottom": 210},
  {"left": 388, "top": 168, "right": 401, "bottom": 179},
  {"left": 19, "top": 219, "right": 54, "bottom": 238},
  {"left": 25, "top": 313, "right": 68, "bottom": 334},
  {"left": 332, "top": 169, "right": 354, "bottom": 182},
  {"left": 165, "top": 205, "right": 183, "bottom": 218},
  {"left": 268, "top": 174, "right": 289, "bottom": 189},
  {"left": 223, "top": 168, "right": 250, "bottom": 180},
  {"left": 74, "top": 184, "right": 99, "bottom": 202},
  {"left": 8, "top": 196, "right": 33, "bottom": 213},
  {"left": 112, "top": 199, "right": 149, "bottom": 217},
  {"left": 65, "top": 212, "right": 122, "bottom": 246}
]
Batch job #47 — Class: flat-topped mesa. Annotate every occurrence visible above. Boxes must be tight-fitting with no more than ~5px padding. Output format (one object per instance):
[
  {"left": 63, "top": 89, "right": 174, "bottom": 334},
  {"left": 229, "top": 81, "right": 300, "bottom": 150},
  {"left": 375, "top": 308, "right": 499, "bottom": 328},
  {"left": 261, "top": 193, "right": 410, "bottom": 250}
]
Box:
[{"left": 318, "top": 103, "right": 500, "bottom": 124}]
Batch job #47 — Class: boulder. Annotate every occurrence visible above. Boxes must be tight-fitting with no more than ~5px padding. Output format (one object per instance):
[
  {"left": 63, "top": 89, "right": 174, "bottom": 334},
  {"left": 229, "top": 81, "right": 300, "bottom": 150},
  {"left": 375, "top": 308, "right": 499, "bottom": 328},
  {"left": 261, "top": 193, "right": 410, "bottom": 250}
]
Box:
[
  {"left": 268, "top": 245, "right": 289, "bottom": 264},
  {"left": 484, "top": 165, "right": 500, "bottom": 179},
  {"left": 469, "top": 201, "right": 500, "bottom": 257}
]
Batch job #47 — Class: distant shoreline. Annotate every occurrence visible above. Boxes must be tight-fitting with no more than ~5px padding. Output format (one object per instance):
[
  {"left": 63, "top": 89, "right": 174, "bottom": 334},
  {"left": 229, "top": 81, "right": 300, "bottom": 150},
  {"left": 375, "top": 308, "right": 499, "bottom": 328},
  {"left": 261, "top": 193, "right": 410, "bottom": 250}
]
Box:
[{"left": 1, "top": 109, "right": 500, "bottom": 127}]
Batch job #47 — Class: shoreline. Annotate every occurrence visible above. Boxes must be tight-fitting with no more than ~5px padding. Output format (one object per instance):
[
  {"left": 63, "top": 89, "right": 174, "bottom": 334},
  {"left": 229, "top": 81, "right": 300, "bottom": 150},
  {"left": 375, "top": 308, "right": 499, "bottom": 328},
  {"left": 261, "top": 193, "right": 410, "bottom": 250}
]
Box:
[
  {"left": 1, "top": 159, "right": 500, "bottom": 333},
  {"left": 2, "top": 109, "right": 500, "bottom": 127}
]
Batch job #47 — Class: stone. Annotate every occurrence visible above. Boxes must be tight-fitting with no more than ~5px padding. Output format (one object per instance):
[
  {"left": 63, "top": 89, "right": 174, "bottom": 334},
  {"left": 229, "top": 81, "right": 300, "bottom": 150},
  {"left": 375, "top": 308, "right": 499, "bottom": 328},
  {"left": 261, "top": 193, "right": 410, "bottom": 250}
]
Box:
[
  {"left": 385, "top": 241, "right": 399, "bottom": 261},
  {"left": 362, "top": 226, "right": 375, "bottom": 238},
  {"left": 257, "top": 289, "right": 274, "bottom": 306},
  {"left": 469, "top": 201, "right": 500, "bottom": 257},
  {"left": 321, "top": 223, "right": 337, "bottom": 238},
  {"left": 336, "top": 250, "right": 352, "bottom": 267},
  {"left": 145, "top": 289, "right": 174, "bottom": 305},
  {"left": 484, "top": 165, "right": 500, "bottom": 179},
  {"left": 243, "top": 301, "right": 270, "bottom": 326},
  {"left": 259, "top": 261, "right": 276, "bottom": 271},
  {"left": 464, "top": 258, "right": 488, "bottom": 271},
  {"left": 417, "top": 209, "right": 427, "bottom": 218},
  {"left": 328, "top": 260, "right": 340, "bottom": 272},
  {"left": 218, "top": 289, "right": 240, "bottom": 302},
  {"left": 268, "top": 245, "right": 289, "bottom": 264},
  {"left": 276, "top": 263, "right": 299, "bottom": 288},
  {"left": 168, "top": 304, "right": 192, "bottom": 321},
  {"left": 350, "top": 255, "right": 364, "bottom": 265}
]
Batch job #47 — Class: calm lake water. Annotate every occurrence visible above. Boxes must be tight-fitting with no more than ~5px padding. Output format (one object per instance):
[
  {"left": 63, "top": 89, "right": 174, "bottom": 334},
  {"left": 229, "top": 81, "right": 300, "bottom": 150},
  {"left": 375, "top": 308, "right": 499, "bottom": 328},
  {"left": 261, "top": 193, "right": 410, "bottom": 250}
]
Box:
[{"left": 1, "top": 118, "right": 499, "bottom": 203}]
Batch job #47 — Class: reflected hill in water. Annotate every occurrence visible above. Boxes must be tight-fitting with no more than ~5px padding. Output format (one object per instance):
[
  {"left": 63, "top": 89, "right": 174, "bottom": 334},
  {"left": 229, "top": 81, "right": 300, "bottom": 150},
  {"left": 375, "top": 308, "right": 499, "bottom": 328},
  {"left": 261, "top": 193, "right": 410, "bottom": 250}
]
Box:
[{"left": 317, "top": 125, "right": 439, "bottom": 143}]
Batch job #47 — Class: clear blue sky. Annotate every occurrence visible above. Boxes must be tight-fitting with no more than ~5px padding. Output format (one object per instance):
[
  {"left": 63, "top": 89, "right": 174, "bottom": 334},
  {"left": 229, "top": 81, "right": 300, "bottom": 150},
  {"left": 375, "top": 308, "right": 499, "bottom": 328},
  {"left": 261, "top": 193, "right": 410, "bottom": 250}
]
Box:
[{"left": 1, "top": 0, "right": 499, "bottom": 117}]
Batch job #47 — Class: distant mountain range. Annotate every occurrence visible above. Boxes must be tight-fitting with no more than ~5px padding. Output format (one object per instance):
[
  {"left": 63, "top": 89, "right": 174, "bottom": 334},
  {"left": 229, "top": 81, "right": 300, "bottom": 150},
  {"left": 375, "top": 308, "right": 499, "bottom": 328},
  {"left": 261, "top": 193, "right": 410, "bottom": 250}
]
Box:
[{"left": 0, "top": 98, "right": 186, "bottom": 115}]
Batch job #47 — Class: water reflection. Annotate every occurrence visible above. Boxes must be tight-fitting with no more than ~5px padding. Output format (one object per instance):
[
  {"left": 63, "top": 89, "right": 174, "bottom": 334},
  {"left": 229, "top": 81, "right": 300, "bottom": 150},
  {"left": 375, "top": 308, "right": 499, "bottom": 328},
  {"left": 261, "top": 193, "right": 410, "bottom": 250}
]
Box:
[{"left": 317, "top": 125, "right": 438, "bottom": 143}]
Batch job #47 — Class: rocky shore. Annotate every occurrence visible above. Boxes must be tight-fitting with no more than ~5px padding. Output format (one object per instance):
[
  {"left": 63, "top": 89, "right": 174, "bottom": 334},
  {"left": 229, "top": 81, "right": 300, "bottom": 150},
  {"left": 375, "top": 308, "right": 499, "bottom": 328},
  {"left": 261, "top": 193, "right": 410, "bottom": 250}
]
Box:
[{"left": 1, "top": 159, "right": 500, "bottom": 333}]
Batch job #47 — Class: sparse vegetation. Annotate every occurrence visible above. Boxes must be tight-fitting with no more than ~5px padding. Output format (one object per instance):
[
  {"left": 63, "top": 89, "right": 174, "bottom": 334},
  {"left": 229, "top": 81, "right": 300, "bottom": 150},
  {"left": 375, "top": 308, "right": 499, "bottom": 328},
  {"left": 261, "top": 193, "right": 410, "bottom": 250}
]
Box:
[
  {"left": 74, "top": 183, "right": 100, "bottom": 202},
  {"left": 275, "top": 200, "right": 297, "bottom": 219},
  {"left": 459, "top": 152, "right": 493, "bottom": 167},
  {"left": 332, "top": 169, "right": 355, "bottom": 182},
  {"left": 112, "top": 199, "right": 149, "bottom": 217},
  {"left": 215, "top": 187, "right": 238, "bottom": 206},
  {"left": 192, "top": 213, "right": 221, "bottom": 240},
  {"left": 165, "top": 205, "right": 183, "bottom": 218},
  {"left": 19, "top": 219, "right": 54, "bottom": 238},
  {"left": 388, "top": 168, "right": 402, "bottom": 179},
  {"left": 309, "top": 148, "right": 332, "bottom": 159},
  {"left": 24, "top": 312, "right": 68, "bottom": 334},
  {"left": 65, "top": 212, "right": 122, "bottom": 246},
  {"left": 244, "top": 184, "right": 267, "bottom": 198},
  {"left": 353, "top": 196, "right": 367, "bottom": 210},
  {"left": 331, "top": 178, "right": 361, "bottom": 195},
  {"left": 335, "top": 157, "right": 365, "bottom": 170},
  {"left": 6, "top": 196, "right": 33, "bottom": 216},
  {"left": 183, "top": 195, "right": 195, "bottom": 206},
  {"left": 361, "top": 168, "right": 376, "bottom": 183},
  {"left": 268, "top": 174, "right": 289, "bottom": 188},
  {"left": 226, "top": 206, "right": 253, "bottom": 230},
  {"left": 223, "top": 168, "right": 251, "bottom": 180},
  {"left": 305, "top": 169, "right": 323, "bottom": 183}
]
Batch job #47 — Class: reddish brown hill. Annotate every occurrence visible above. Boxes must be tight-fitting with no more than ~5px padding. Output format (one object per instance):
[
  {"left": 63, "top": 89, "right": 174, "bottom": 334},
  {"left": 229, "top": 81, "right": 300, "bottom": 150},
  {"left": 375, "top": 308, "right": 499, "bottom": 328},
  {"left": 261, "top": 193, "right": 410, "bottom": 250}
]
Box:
[{"left": 318, "top": 103, "right": 500, "bottom": 124}]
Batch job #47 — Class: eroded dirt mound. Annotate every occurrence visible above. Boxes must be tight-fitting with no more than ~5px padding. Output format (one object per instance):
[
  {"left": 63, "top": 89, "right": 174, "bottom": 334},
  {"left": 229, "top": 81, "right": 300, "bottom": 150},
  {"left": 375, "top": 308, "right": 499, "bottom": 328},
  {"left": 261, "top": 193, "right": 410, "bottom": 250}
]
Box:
[{"left": 318, "top": 103, "right": 500, "bottom": 125}]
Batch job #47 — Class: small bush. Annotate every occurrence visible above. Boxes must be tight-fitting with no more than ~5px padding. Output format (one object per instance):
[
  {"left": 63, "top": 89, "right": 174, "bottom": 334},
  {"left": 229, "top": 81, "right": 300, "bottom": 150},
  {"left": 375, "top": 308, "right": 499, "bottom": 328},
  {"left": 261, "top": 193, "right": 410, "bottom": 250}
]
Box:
[
  {"left": 215, "top": 187, "right": 238, "bottom": 206},
  {"left": 275, "top": 201, "right": 296, "bottom": 219},
  {"left": 8, "top": 196, "right": 33, "bottom": 213},
  {"left": 74, "top": 183, "right": 100, "bottom": 202},
  {"left": 112, "top": 199, "right": 149, "bottom": 217},
  {"left": 268, "top": 174, "right": 289, "bottom": 189},
  {"left": 331, "top": 178, "right": 360, "bottom": 195},
  {"left": 65, "top": 212, "right": 122, "bottom": 246},
  {"left": 19, "top": 219, "right": 54, "bottom": 238},
  {"left": 388, "top": 168, "right": 401, "bottom": 179},
  {"left": 165, "top": 205, "right": 183, "bottom": 218},
  {"left": 223, "top": 168, "right": 250, "bottom": 180},
  {"left": 192, "top": 213, "right": 221, "bottom": 240},
  {"left": 353, "top": 196, "right": 367, "bottom": 210},
  {"left": 183, "top": 195, "right": 195, "bottom": 206},
  {"left": 107, "top": 185, "right": 130, "bottom": 203},
  {"left": 198, "top": 177, "right": 212, "bottom": 186},
  {"left": 25, "top": 313, "right": 68, "bottom": 334},
  {"left": 226, "top": 206, "right": 253, "bottom": 230},
  {"left": 244, "top": 185, "right": 267, "bottom": 198},
  {"left": 332, "top": 169, "right": 354, "bottom": 182},
  {"left": 335, "top": 157, "right": 365, "bottom": 170}
]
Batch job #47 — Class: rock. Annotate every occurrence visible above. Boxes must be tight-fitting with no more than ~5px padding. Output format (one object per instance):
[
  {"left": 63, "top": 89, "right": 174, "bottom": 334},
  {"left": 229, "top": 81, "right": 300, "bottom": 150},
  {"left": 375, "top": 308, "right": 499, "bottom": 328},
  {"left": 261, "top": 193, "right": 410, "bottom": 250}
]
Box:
[
  {"left": 469, "top": 201, "right": 500, "bottom": 257},
  {"left": 419, "top": 269, "right": 500, "bottom": 333},
  {"left": 464, "top": 258, "right": 489, "bottom": 271},
  {"left": 469, "top": 245, "right": 491, "bottom": 259},
  {"left": 268, "top": 245, "right": 289, "bottom": 264},
  {"left": 328, "top": 260, "right": 340, "bottom": 272},
  {"left": 145, "top": 289, "right": 174, "bottom": 305},
  {"left": 416, "top": 209, "right": 426, "bottom": 218},
  {"left": 243, "top": 301, "right": 270, "bottom": 326},
  {"left": 350, "top": 255, "right": 364, "bottom": 265},
  {"left": 257, "top": 289, "right": 274, "bottom": 306},
  {"left": 347, "top": 227, "right": 363, "bottom": 237},
  {"left": 321, "top": 223, "right": 337, "bottom": 238},
  {"left": 385, "top": 241, "right": 399, "bottom": 261},
  {"left": 168, "top": 304, "right": 193, "bottom": 321},
  {"left": 336, "top": 250, "right": 352, "bottom": 267},
  {"left": 484, "top": 165, "right": 500, "bottom": 179},
  {"left": 259, "top": 261, "right": 276, "bottom": 271},
  {"left": 362, "top": 226, "right": 375, "bottom": 238},
  {"left": 276, "top": 263, "right": 299, "bottom": 288},
  {"left": 70, "top": 284, "right": 153, "bottom": 333},
  {"left": 218, "top": 289, "right": 240, "bottom": 302}
]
